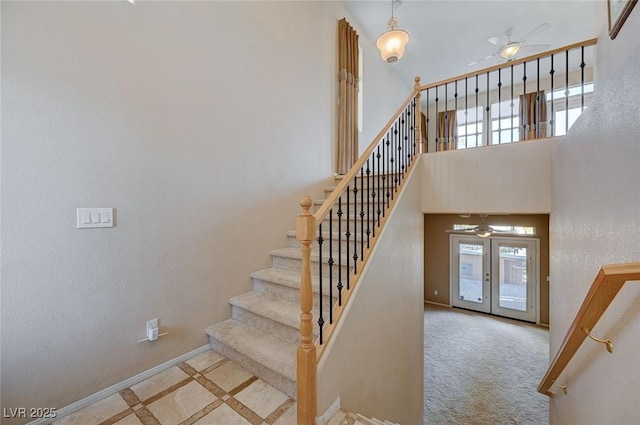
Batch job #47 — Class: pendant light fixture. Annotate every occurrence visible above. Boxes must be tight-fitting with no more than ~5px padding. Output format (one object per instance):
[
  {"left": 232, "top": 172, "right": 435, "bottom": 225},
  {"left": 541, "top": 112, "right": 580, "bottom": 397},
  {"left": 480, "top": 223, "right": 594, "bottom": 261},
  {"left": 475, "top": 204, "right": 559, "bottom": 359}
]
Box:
[{"left": 376, "top": 0, "right": 410, "bottom": 63}]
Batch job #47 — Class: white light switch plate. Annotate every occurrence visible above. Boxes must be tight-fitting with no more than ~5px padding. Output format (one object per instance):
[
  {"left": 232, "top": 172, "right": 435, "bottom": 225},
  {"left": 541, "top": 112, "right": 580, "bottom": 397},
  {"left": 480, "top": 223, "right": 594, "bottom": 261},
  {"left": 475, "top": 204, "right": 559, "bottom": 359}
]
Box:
[{"left": 77, "top": 208, "right": 114, "bottom": 228}]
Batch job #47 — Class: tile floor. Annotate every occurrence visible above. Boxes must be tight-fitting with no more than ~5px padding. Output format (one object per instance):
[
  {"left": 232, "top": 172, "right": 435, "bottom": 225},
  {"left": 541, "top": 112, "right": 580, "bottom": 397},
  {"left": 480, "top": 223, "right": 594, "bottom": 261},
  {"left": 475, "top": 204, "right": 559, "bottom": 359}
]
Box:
[{"left": 53, "top": 350, "right": 297, "bottom": 425}]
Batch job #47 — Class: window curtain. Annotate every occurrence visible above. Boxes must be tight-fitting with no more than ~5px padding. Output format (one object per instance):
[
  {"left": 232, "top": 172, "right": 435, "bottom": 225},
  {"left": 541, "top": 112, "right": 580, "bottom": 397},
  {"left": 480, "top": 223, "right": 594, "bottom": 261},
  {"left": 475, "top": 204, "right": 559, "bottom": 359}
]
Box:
[
  {"left": 437, "top": 110, "right": 457, "bottom": 150},
  {"left": 421, "top": 112, "right": 427, "bottom": 146},
  {"left": 519, "top": 91, "right": 547, "bottom": 140},
  {"left": 336, "top": 18, "right": 359, "bottom": 175}
]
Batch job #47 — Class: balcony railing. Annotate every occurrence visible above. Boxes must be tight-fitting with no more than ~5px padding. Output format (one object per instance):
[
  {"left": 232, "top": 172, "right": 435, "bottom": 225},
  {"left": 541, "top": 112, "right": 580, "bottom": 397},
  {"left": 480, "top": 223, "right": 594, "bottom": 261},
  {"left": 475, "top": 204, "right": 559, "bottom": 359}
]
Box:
[{"left": 418, "top": 38, "right": 597, "bottom": 152}]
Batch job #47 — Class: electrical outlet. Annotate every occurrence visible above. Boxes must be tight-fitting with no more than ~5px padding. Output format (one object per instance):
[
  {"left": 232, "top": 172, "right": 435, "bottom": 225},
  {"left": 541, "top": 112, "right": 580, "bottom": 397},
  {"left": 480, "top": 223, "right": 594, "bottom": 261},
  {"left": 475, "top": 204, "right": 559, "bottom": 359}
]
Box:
[
  {"left": 146, "top": 318, "right": 159, "bottom": 341},
  {"left": 434, "top": 290, "right": 438, "bottom": 296}
]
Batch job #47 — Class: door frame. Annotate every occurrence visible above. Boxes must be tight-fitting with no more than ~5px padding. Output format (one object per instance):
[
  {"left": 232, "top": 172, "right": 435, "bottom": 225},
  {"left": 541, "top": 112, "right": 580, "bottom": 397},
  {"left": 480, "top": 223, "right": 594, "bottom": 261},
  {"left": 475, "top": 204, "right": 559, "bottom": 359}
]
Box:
[{"left": 449, "top": 234, "right": 541, "bottom": 324}]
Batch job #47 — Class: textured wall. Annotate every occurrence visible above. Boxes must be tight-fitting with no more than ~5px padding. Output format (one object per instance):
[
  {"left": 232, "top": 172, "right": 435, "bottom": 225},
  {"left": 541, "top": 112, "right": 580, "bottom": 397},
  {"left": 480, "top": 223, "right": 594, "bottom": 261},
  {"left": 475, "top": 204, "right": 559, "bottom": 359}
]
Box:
[
  {"left": 316, "top": 161, "right": 424, "bottom": 425},
  {"left": 548, "top": 46, "right": 640, "bottom": 425},
  {"left": 0, "top": 2, "right": 409, "bottom": 421}
]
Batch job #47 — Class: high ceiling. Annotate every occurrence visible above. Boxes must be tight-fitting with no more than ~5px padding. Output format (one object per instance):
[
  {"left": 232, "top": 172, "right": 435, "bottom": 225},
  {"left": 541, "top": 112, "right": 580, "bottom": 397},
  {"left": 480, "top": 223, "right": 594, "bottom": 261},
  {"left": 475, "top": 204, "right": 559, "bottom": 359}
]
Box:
[{"left": 343, "top": 0, "right": 601, "bottom": 88}]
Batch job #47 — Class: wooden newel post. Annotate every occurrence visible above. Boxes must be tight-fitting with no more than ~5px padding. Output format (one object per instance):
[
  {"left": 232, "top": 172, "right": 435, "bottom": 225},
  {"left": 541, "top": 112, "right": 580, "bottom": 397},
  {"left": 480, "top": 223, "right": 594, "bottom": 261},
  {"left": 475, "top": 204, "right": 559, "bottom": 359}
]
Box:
[
  {"left": 297, "top": 196, "right": 317, "bottom": 425},
  {"left": 413, "top": 76, "right": 424, "bottom": 154}
]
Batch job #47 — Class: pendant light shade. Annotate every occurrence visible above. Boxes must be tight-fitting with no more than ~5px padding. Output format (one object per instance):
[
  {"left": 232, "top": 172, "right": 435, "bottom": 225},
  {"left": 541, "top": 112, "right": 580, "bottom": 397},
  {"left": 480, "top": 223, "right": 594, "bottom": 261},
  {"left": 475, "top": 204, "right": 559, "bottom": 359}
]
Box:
[
  {"left": 376, "top": 0, "right": 410, "bottom": 64},
  {"left": 376, "top": 18, "right": 410, "bottom": 63}
]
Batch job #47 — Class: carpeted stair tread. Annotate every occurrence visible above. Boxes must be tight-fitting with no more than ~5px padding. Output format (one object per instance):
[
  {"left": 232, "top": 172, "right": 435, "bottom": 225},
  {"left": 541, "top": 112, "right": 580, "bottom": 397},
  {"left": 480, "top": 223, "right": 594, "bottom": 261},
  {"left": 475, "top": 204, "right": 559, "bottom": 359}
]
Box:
[
  {"left": 251, "top": 268, "right": 332, "bottom": 296},
  {"left": 229, "top": 291, "right": 318, "bottom": 333},
  {"left": 271, "top": 247, "right": 350, "bottom": 262},
  {"left": 205, "top": 319, "right": 296, "bottom": 381}
]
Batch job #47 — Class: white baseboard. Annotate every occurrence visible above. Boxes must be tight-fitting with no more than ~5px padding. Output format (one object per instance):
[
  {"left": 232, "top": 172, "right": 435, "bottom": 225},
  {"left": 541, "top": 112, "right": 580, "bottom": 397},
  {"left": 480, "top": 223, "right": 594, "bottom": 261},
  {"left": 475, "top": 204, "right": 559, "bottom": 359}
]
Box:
[
  {"left": 424, "top": 300, "right": 451, "bottom": 308},
  {"left": 316, "top": 397, "right": 341, "bottom": 425},
  {"left": 28, "top": 344, "right": 211, "bottom": 425}
]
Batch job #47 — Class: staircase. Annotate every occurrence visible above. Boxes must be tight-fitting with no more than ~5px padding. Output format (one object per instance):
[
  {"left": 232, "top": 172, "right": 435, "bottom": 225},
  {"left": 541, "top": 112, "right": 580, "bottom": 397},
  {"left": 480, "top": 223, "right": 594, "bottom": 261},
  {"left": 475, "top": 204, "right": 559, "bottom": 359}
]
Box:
[
  {"left": 327, "top": 410, "right": 401, "bottom": 425},
  {"left": 206, "top": 178, "right": 350, "bottom": 400}
]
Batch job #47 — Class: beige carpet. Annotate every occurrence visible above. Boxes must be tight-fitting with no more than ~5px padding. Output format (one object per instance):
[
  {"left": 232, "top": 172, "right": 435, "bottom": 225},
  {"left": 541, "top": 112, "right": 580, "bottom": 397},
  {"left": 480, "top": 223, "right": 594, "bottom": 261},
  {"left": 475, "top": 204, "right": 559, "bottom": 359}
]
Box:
[{"left": 424, "top": 304, "right": 549, "bottom": 425}]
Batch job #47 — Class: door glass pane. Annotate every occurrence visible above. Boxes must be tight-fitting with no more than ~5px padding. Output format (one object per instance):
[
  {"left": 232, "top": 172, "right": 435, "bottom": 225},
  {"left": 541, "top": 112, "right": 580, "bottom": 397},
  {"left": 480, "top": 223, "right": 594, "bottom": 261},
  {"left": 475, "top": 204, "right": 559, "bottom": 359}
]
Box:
[
  {"left": 498, "top": 245, "right": 527, "bottom": 311},
  {"left": 458, "top": 243, "right": 484, "bottom": 303}
]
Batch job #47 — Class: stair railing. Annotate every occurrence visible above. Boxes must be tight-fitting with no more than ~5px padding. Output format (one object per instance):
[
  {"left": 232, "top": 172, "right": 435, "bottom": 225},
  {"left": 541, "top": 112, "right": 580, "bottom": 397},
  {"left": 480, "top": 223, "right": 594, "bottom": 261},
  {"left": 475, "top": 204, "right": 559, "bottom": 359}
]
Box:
[
  {"left": 418, "top": 38, "right": 597, "bottom": 152},
  {"left": 538, "top": 262, "right": 640, "bottom": 396},
  {"left": 296, "top": 77, "right": 424, "bottom": 425}
]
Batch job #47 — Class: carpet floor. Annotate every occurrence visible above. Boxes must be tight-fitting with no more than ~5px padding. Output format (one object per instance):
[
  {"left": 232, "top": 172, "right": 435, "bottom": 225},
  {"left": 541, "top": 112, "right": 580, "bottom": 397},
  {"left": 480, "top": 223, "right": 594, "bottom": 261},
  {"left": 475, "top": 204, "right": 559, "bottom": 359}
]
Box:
[{"left": 424, "top": 304, "right": 549, "bottom": 425}]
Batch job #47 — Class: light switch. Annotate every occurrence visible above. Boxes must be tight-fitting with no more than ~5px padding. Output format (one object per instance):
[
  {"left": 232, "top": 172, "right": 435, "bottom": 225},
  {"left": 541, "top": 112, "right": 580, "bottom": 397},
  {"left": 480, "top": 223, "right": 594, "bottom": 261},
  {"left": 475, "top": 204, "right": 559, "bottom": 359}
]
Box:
[{"left": 77, "top": 208, "right": 114, "bottom": 228}]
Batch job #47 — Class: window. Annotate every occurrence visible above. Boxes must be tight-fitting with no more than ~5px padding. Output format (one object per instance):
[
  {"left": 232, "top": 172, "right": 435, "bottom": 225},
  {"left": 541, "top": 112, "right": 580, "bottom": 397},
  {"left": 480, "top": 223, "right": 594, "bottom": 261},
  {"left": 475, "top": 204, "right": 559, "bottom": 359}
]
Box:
[
  {"left": 358, "top": 45, "right": 363, "bottom": 132},
  {"left": 490, "top": 99, "right": 520, "bottom": 144},
  {"left": 456, "top": 107, "right": 483, "bottom": 149},
  {"left": 453, "top": 224, "right": 536, "bottom": 235},
  {"left": 547, "top": 83, "right": 594, "bottom": 136}
]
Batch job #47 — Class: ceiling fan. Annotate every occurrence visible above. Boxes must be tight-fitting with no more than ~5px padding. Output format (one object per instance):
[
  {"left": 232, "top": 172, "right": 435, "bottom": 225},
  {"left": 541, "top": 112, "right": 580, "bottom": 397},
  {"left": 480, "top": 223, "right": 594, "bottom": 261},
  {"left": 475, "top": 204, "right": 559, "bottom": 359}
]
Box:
[
  {"left": 468, "top": 23, "right": 551, "bottom": 66},
  {"left": 446, "top": 214, "right": 510, "bottom": 238}
]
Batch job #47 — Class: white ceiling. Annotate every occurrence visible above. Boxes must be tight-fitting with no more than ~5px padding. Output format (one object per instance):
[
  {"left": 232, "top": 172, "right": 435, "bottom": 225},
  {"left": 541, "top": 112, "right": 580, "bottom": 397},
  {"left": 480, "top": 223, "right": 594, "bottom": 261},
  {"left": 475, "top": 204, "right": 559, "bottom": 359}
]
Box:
[{"left": 343, "top": 0, "right": 601, "bottom": 87}]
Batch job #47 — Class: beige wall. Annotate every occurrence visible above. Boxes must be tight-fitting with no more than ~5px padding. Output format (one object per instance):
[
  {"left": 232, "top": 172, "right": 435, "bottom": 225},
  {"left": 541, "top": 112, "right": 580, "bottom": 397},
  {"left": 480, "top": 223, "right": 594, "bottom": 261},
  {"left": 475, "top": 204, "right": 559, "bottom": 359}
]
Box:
[
  {"left": 424, "top": 214, "right": 549, "bottom": 324},
  {"left": 421, "top": 137, "right": 558, "bottom": 214},
  {"left": 317, "top": 161, "right": 424, "bottom": 425},
  {"left": 0, "top": 2, "right": 410, "bottom": 421},
  {"left": 547, "top": 18, "right": 640, "bottom": 425}
]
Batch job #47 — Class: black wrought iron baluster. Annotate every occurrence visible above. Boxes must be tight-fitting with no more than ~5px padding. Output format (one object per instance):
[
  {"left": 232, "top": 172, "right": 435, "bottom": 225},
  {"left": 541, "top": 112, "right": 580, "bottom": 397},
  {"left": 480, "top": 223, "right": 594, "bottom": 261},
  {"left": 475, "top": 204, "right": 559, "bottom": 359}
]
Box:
[
  {"left": 435, "top": 86, "right": 439, "bottom": 151},
  {"left": 426, "top": 89, "right": 430, "bottom": 152},
  {"left": 565, "top": 49, "right": 569, "bottom": 135},
  {"left": 550, "top": 55, "right": 555, "bottom": 137},
  {"left": 536, "top": 58, "right": 541, "bottom": 139},
  {"left": 359, "top": 167, "right": 365, "bottom": 269},
  {"left": 376, "top": 146, "right": 381, "bottom": 227},
  {"left": 384, "top": 133, "right": 389, "bottom": 216},
  {"left": 410, "top": 101, "right": 415, "bottom": 162},
  {"left": 454, "top": 81, "right": 458, "bottom": 149},
  {"left": 465, "top": 77, "right": 468, "bottom": 149},
  {"left": 317, "top": 222, "right": 324, "bottom": 343},
  {"left": 444, "top": 83, "right": 449, "bottom": 150},
  {"left": 510, "top": 65, "right": 514, "bottom": 142},
  {"left": 475, "top": 75, "right": 479, "bottom": 146},
  {"left": 328, "top": 209, "right": 333, "bottom": 324},
  {"left": 580, "top": 46, "right": 586, "bottom": 112},
  {"left": 522, "top": 61, "right": 527, "bottom": 138},
  {"left": 399, "top": 112, "right": 405, "bottom": 180},
  {"left": 486, "top": 72, "right": 490, "bottom": 146},
  {"left": 345, "top": 185, "right": 350, "bottom": 290},
  {"left": 498, "top": 68, "right": 502, "bottom": 144},
  {"left": 366, "top": 159, "right": 371, "bottom": 247},
  {"left": 392, "top": 122, "right": 398, "bottom": 197},
  {"left": 370, "top": 152, "right": 376, "bottom": 239},
  {"left": 352, "top": 175, "right": 358, "bottom": 274},
  {"left": 337, "top": 197, "right": 343, "bottom": 306}
]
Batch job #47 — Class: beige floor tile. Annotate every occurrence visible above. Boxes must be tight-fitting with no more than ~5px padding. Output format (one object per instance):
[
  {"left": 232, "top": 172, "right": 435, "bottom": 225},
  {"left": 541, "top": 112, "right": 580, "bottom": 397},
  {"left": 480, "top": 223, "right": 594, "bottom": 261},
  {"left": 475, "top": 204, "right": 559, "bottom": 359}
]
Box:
[
  {"left": 113, "top": 413, "right": 144, "bottom": 425},
  {"left": 193, "top": 403, "right": 252, "bottom": 425},
  {"left": 186, "top": 350, "right": 225, "bottom": 372},
  {"left": 147, "top": 380, "right": 217, "bottom": 424},
  {"left": 325, "top": 410, "right": 348, "bottom": 425},
  {"left": 130, "top": 366, "right": 190, "bottom": 402},
  {"left": 204, "top": 361, "right": 252, "bottom": 393},
  {"left": 234, "top": 379, "right": 289, "bottom": 419},
  {"left": 52, "top": 393, "right": 128, "bottom": 425},
  {"left": 272, "top": 402, "right": 296, "bottom": 425}
]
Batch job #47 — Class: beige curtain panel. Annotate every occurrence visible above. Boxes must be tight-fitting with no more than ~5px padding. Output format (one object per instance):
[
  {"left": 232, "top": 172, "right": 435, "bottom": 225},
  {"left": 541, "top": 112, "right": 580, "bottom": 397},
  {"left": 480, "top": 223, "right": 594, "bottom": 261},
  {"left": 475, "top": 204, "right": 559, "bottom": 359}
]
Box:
[
  {"left": 336, "top": 18, "right": 359, "bottom": 175},
  {"left": 437, "top": 110, "right": 457, "bottom": 150},
  {"left": 519, "top": 91, "right": 547, "bottom": 140}
]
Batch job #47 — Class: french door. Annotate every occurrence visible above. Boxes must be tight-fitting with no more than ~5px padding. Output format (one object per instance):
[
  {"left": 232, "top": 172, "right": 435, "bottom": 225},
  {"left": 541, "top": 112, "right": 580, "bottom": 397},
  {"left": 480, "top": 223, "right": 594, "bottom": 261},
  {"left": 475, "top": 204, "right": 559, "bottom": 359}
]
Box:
[{"left": 451, "top": 235, "right": 538, "bottom": 323}]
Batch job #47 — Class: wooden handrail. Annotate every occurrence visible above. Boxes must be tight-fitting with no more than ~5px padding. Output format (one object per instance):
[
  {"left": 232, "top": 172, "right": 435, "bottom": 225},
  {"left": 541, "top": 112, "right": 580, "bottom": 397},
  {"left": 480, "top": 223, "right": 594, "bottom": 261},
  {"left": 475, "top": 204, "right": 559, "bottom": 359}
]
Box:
[
  {"left": 538, "top": 262, "right": 640, "bottom": 396},
  {"left": 418, "top": 38, "right": 597, "bottom": 92},
  {"left": 313, "top": 79, "right": 421, "bottom": 224}
]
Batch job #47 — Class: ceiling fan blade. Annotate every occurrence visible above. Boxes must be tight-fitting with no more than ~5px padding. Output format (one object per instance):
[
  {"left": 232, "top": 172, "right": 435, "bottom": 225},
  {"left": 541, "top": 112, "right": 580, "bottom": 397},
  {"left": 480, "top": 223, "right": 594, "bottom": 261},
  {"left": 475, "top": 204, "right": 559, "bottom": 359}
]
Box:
[
  {"left": 487, "top": 36, "right": 503, "bottom": 45},
  {"left": 519, "top": 23, "right": 550, "bottom": 42},
  {"left": 468, "top": 53, "right": 497, "bottom": 66}
]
